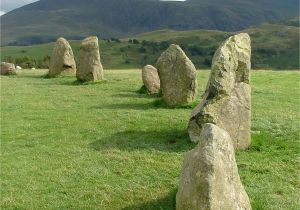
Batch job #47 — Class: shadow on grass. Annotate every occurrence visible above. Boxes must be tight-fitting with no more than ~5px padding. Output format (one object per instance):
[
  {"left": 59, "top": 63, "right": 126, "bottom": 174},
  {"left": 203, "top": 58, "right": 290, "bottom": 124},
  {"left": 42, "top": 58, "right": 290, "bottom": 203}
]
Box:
[
  {"left": 13, "top": 74, "right": 45, "bottom": 79},
  {"left": 111, "top": 93, "right": 152, "bottom": 99},
  {"left": 89, "top": 129, "right": 194, "bottom": 153},
  {"left": 122, "top": 189, "right": 177, "bottom": 210},
  {"left": 89, "top": 102, "right": 157, "bottom": 110},
  {"left": 89, "top": 100, "right": 198, "bottom": 110}
]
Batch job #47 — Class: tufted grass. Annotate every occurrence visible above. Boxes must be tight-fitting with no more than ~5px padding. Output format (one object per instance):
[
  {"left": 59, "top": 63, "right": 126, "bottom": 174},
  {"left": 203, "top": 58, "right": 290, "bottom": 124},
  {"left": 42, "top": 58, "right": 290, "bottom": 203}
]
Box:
[{"left": 1, "top": 69, "right": 299, "bottom": 209}]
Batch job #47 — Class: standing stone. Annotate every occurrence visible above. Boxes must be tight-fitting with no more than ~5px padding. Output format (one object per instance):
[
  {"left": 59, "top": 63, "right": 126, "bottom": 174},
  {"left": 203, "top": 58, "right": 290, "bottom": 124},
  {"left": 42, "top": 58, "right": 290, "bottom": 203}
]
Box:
[
  {"left": 188, "top": 33, "right": 251, "bottom": 149},
  {"left": 48, "top": 37, "right": 76, "bottom": 77},
  {"left": 156, "top": 44, "right": 197, "bottom": 106},
  {"left": 142, "top": 65, "right": 160, "bottom": 94},
  {"left": 0, "top": 62, "right": 16, "bottom": 75},
  {"left": 76, "top": 36, "right": 104, "bottom": 82},
  {"left": 177, "top": 123, "right": 251, "bottom": 210}
]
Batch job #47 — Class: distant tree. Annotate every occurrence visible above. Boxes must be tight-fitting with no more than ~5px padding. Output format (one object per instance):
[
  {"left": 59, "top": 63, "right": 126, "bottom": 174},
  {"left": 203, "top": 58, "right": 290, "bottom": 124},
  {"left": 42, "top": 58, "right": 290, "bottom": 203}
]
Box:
[
  {"left": 3, "top": 56, "right": 14, "bottom": 63},
  {"left": 203, "top": 58, "right": 212, "bottom": 66},
  {"left": 159, "top": 41, "right": 169, "bottom": 50},
  {"left": 188, "top": 46, "right": 205, "bottom": 56},
  {"left": 139, "top": 47, "right": 147, "bottom": 53},
  {"left": 132, "top": 39, "right": 139, "bottom": 44},
  {"left": 111, "top": 38, "right": 121, "bottom": 42},
  {"left": 128, "top": 39, "right": 133, "bottom": 44},
  {"left": 143, "top": 55, "right": 147, "bottom": 65}
]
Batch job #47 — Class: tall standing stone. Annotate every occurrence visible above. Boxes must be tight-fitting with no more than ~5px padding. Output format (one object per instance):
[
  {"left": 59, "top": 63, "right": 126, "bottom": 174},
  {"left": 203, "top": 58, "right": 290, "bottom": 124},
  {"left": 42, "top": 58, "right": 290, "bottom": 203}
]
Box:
[
  {"left": 188, "top": 33, "right": 251, "bottom": 149},
  {"left": 177, "top": 123, "right": 251, "bottom": 210},
  {"left": 76, "top": 36, "right": 104, "bottom": 82},
  {"left": 48, "top": 37, "right": 76, "bottom": 77},
  {"left": 156, "top": 44, "right": 197, "bottom": 106},
  {"left": 142, "top": 65, "right": 160, "bottom": 94},
  {"left": 0, "top": 62, "right": 16, "bottom": 75}
]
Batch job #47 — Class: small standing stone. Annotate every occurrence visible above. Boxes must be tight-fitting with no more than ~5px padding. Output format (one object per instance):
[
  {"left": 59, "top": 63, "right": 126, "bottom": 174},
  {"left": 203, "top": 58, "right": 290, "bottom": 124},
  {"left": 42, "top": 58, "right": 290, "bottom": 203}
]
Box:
[
  {"left": 142, "top": 65, "right": 160, "bottom": 94},
  {"left": 156, "top": 44, "right": 197, "bottom": 106},
  {"left": 177, "top": 123, "right": 252, "bottom": 210},
  {"left": 48, "top": 37, "right": 76, "bottom": 77},
  {"left": 76, "top": 36, "right": 104, "bottom": 82},
  {"left": 0, "top": 62, "right": 16, "bottom": 75},
  {"left": 188, "top": 33, "right": 251, "bottom": 149}
]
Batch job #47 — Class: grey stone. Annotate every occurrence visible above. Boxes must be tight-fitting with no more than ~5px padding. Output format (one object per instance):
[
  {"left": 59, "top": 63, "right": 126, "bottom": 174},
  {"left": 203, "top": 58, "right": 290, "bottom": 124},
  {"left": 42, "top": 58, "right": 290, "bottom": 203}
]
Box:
[
  {"left": 156, "top": 44, "right": 197, "bottom": 106},
  {"left": 188, "top": 33, "right": 251, "bottom": 149},
  {"left": 177, "top": 123, "right": 252, "bottom": 210},
  {"left": 48, "top": 37, "right": 76, "bottom": 77},
  {"left": 76, "top": 36, "right": 104, "bottom": 82},
  {"left": 142, "top": 65, "right": 160, "bottom": 94},
  {"left": 0, "top": 62, "right": 16, "bottom": 75}
]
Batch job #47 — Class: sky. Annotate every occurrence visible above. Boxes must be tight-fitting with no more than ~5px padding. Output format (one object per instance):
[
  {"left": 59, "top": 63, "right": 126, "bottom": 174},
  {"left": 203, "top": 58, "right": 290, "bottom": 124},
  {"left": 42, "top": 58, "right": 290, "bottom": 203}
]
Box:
[
  {"left": 1, "top": 0, "right": 37, "bottom": 15},
  {"left": 0, "top": 0, "right": 186, "bottom": 16}
]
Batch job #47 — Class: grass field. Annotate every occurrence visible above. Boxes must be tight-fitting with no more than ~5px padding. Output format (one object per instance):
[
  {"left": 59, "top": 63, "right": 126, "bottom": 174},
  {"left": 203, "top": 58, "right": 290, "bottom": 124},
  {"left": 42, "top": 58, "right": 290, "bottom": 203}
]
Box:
[{"left": 1, "top": 69, "right": 299, "bottom": 209}]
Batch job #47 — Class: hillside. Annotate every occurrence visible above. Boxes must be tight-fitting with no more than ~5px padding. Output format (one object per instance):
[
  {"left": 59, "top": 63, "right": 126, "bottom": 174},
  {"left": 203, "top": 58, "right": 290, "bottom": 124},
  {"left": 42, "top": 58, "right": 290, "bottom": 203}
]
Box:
[
  {"left": 1, "top": 0, "right": 299, "bottom": 46},
  {"left": 1, "top": 21, "right": 299, "bottom": 69}
]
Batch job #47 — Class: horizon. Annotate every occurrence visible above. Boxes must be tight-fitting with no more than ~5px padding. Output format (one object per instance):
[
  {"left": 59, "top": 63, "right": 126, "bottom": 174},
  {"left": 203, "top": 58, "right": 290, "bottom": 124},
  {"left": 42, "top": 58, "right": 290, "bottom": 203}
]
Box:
[{"left": 0, "top": 0, "right": 38, "bottom": 15}]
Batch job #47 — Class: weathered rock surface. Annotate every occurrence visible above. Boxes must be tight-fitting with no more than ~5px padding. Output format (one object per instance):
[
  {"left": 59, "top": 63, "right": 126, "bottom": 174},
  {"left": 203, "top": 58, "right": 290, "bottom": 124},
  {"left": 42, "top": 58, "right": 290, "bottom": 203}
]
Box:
[
  {"left": 0, "top": 62, "right": 16, "bottom": 75},
  {"left": 188, "top": 33, "right": 251, "bottom": 149},
  {"left": 76, "top": 36, "right": 104, "bottom": 82},
  {"left": 156, "top": 44, "right": 197, "bottom": 106},
  {"left": 48, "top": 37, "right": 76, "bottom": 77},
  {"left": 142, "top": 65, "right": 160, "bottom": 94},
  {"left": 177, "top": 123, "right": 251, "bottom": 210}
]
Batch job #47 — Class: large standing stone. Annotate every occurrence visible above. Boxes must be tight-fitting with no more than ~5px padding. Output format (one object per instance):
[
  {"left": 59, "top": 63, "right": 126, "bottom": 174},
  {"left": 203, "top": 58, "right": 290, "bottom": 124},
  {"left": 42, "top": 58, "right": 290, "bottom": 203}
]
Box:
[
  {"left": 0, "top": 62, "right": 16, "bottom": 75},
  {"left": 142, "top": 65, "right": 160, "bottom": 94},
  {"left": 177, "top": 123, "right": 251, "bottom": 210},
  {"left": 76, "top": 36, "right": 104, "bottom": 82},
  {"left": 156, "top": 44, "right": 197, "bottom": 106},
  {"left": 48, "top": 37, "right": 76, "bottom": 77},
  {"left": 188, "top": 33, "right": 251, "bottom": 149}
]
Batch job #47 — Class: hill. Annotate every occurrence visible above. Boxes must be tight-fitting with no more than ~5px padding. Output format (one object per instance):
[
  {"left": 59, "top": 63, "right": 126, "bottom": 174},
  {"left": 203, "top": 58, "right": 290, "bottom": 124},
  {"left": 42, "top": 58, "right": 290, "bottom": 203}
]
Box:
[
  {"left": 1, "top": 22, "right": 299, "bottom": 69},
  {"left": 1, "top": 0, "right": 299, "bottom": 46}
]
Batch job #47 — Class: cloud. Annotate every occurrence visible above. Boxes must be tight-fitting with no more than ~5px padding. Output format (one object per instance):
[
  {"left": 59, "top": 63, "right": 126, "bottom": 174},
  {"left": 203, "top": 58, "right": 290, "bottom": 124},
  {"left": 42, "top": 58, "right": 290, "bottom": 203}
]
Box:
[
  {"left": 0, "top": 11, "right": 6, "bottom": 16},
  {"left": 1, "top": 0, "right": 39, "bottom": 12}
]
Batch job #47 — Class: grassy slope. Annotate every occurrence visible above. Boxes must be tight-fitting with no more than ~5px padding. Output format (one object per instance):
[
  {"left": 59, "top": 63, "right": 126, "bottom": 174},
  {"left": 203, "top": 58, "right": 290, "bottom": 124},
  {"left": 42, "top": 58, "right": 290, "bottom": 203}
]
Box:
[
  {"left": 1, "top": 70, "right": 299, "bottom": 209},
  {"left": 1, "top": 23, "right": 299, "bottom": 69}
]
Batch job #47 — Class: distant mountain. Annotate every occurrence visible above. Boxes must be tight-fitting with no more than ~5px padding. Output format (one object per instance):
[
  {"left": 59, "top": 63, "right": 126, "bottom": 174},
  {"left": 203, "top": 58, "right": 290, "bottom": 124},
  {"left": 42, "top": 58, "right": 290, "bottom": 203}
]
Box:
[{"left": 1, "top": 0, "right": 299, "bottom": 46}]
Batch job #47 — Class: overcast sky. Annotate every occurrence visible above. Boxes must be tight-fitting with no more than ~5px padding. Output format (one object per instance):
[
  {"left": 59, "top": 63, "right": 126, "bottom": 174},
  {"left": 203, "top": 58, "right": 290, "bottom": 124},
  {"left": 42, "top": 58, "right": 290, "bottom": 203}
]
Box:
[
  {"left": 0, "top": 0, "right": 38, "bottom": 15},
  {"left": 0, "top": 0, "right": 186, "bottom": 16}
]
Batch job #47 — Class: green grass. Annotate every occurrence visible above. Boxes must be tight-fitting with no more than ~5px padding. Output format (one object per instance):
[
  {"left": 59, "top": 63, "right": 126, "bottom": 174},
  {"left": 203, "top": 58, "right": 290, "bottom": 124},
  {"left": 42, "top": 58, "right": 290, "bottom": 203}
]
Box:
[{"left": 1, "top": 69, "right": 299, "bottom": 209}]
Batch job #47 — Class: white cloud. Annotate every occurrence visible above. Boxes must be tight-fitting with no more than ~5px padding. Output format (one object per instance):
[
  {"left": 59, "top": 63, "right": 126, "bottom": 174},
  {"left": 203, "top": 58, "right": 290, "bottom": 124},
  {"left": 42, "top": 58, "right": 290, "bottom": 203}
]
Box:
[
  {"left": 0, "top": 11, "right": 6, "bottom": 16},
  {"left": 0, "top": 0, "right": 39, "bottom": 12}
]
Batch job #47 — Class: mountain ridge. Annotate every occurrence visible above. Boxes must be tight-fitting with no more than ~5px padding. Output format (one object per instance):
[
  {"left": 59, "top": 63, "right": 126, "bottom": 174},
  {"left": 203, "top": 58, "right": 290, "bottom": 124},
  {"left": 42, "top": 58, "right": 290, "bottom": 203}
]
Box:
[{"left": 1, "top": 0, "right": 298, "bottom": 46}]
